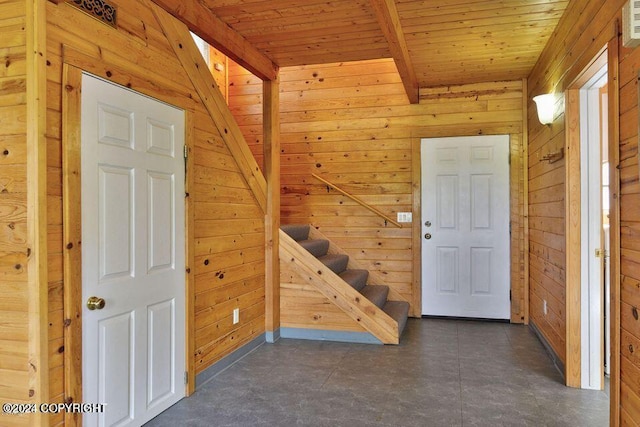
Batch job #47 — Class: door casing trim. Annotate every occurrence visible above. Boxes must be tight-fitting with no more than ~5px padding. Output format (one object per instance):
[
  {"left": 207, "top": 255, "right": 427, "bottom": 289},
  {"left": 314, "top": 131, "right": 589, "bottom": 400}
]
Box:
[{"left": 62, "top": 65, "right": 194, "bottom": 426}]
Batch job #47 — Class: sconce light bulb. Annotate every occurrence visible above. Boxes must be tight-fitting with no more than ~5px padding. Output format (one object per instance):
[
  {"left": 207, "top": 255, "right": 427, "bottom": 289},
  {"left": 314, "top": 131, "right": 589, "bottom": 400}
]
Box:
[{"left": 533, "top": 93, "right": 555, "bottom": 125}]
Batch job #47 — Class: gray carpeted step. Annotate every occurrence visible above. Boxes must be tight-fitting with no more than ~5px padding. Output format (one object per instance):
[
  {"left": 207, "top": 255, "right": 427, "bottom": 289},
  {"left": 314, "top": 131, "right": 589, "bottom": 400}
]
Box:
[
  {"left": 339, "top": 269, "right": 369, "bottom": 292},
  {"left": 383, "top": 301, "right": 410, "bottom": 336},
  {"left": 318, "top": 254, "right": 349, "bottom": 275},
  {"left": 281, "top": 224, "right": 310, "bottom": 242},
  {"left": 361, "top": 285, "right": 389, "bottom": 309},
  {"left": 299, "top": 239, "right": 330, "bottom": 258},
  {"left": 282, "top": 223, "right": 409, "bottom": 343}
]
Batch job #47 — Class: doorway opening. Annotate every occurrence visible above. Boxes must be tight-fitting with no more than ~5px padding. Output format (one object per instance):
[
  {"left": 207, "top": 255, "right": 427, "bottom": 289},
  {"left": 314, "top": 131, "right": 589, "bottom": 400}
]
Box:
[
  {"left": 565, "top": 46, "right": 615, "bottom": 394},
  {"left": 578, "top": 65, "right": 609, "bottom": 390}
]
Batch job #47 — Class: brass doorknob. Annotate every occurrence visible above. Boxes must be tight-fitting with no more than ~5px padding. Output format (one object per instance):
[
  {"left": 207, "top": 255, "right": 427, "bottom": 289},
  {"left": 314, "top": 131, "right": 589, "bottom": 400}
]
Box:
[
  {"left": 424, "top": 233, "right": 432, "bottom": 240},
  {"left": 87, "top": 296, "right": 106, "bottom": 310}
]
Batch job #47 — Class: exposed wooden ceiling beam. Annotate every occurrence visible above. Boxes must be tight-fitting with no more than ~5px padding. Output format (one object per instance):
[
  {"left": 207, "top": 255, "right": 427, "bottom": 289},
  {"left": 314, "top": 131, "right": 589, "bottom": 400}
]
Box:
[
  {"left": 369, "top": 0, "right": 419, "bottom": 104},
  {"left": 149, "top": 0, "right": 278, "bottom": 81}
]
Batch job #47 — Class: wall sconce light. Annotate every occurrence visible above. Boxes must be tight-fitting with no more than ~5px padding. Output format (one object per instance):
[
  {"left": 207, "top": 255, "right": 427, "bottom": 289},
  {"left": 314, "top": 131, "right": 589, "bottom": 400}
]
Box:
[{"left": 533, "top": 93, "right": 555, "bottom": 125}]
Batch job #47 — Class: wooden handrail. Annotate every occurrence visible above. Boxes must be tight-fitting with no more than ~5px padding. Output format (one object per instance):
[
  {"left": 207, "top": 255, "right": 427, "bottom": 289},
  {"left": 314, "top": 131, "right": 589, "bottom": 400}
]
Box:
[{"left": 312, "top": 173, "right": 402, "bottom": 228}]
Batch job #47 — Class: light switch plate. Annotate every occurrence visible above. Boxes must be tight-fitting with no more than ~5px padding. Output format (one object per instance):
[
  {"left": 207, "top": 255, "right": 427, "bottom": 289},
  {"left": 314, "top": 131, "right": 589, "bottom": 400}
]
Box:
[{"left": 397, "top": 212, "right": 412, "bottom": 223}]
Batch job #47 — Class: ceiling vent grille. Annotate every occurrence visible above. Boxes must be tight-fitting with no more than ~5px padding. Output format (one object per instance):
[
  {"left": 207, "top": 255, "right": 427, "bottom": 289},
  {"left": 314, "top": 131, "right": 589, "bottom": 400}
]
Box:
[{"left": 624, "top": 0, "right": 640, "bottom": 48}]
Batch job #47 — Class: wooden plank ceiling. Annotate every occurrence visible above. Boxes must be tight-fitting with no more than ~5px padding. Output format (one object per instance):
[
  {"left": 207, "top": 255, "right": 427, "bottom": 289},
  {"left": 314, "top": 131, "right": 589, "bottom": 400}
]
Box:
[{"left": 162, "top": 0, "right": 569, "bottom": 88}]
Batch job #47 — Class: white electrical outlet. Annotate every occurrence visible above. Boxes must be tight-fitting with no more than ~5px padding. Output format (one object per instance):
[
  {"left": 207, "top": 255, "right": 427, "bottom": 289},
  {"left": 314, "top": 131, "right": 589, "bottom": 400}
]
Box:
[
  {"left": 397, "top": 212, "right": 412, "bottom": 223},
  {"left": 543, "top": 300, "right": 548, "bottom": 315},
  {"left": 233, "top": 308, "right": 240, "bottom": 324}
]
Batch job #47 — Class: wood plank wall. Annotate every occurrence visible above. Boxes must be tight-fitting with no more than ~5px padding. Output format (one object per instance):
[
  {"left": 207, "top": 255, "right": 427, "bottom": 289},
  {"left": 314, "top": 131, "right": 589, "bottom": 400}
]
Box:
[
  {"left": 527, "top": 0, "right": 640, "bottom": 422},
  {"left": 228, "top": 58, "right": 527, "bottom": 323},
  {"left": 619, "top": 11, "right": 640, "bottom": 426},
  {"left": 41, "top": 2, "right": 265, "bottom": 424},
  {"left": 526, "top": 0, "right": 617, "bottom": 373},
  {"left": 527, "top": 111, "right": 567, "bottom": 362},
  {"left": 0, "top": 1, "right": 32, "bottom": 426}
]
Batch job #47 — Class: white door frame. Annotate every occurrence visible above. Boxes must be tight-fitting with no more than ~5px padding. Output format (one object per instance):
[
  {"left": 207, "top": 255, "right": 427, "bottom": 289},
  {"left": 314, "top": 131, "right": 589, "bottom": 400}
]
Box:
[
  {"left": 579, "top": 66, "right": 608, "bottom": 390},
  {"left": 420, "top": 135, "right": 511, "bottom": 319}
]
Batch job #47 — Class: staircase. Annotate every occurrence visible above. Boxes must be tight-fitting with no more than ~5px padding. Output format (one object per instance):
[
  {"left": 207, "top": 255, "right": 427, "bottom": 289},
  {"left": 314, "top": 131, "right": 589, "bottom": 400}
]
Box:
[{"left": 280, "top": 224, "right": 410, "bottom": 344}]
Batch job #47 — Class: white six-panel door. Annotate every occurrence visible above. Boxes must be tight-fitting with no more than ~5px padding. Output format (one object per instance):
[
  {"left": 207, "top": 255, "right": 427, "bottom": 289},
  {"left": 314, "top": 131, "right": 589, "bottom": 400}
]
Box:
[
  {"left": 421, "top": 135, "right": 510, "bottom": 319},
  {"left": 81, "top": 74, "right": 186, "bottom": 426}
]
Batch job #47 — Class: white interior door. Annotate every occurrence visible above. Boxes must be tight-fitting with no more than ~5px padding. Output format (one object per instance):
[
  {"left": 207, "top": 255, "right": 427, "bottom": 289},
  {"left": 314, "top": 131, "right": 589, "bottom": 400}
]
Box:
[
  {"left": 421, "top": 135, "right": 510, "bottom": 319},
  {"left": 81, "top": 74, "right": 186, "bottom": 426}
]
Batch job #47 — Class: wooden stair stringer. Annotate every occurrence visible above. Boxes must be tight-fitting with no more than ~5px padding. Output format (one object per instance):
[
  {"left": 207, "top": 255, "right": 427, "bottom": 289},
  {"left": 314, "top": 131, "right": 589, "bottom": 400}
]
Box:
[
  {"left": 280, "top": 230, "right": 399, "bottom": 344},
  {"left": 308, "top": 226, "right": 410, "bottom": 306}
]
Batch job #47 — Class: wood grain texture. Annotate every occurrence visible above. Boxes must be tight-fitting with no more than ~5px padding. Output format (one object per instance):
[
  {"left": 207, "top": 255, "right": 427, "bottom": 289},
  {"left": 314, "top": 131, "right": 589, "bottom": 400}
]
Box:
[
  {"left": 522, "top": 77, "right": 531, "bottom": 325},
  {"left": 312, "top": 173, "right": 402, "bottom": 228},
  {"left": 280, "top": 230, "right": 399, "bottom": 343},
  {"left": 0, "top": 1, "right": 31, "bottom": 426},
  {"left": 229, "top": 59, "right": 527, "bottom": 322},
  {"left": 280, "top": 282, "right": 367, "bottom": 332},
  {"left": 308, "top": 226, "right": 408, "bottom": 305},
  {"left": 149, "top": 0, "right": 277, "bottom": 80},
  {"left": 527, "top": 0, "right": 626, "bottom": 421},
  {"left": 152, "top": 3, "right": 268, "bottom": 212},
  {"left": 368, "top": 0, "right": 418, "bottom": 104},
  {"left": 620, "top": 7, "right": 640, "bottom": 421},
  {"left": 264, "top": 77, "right": 281, "bottom": 335},
  {"left": 42, "top": 0, "right": 267, "bottom": 412},
  {"left": 607, "top": 34, "right": 621, "bottom": 427},
  {"left": 26, "top": 0, "right": 49, "bottom": 424},
  {"left": 206, "top": 0, "right": 389, "bottom": 67},
  {"left": 61, "top": 63, "right": 82, "bottom": 426},
  {"left": 564, "top": 88, "right": 581, "bottom": 388},
  {"left": 185, "top": 110, "right": 196, "bottom": 396},
  {"left": 186, "top": 0, "right": 569, "bottom": 87},
  {"left": 398, "top": 0, "right": 569, "bottom": 87}
]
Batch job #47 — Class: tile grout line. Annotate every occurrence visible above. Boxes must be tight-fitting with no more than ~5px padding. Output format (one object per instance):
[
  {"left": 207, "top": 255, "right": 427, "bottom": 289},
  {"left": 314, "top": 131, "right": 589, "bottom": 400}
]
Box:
[
  {"left": 507, "top": 325, "right": 547, "bottom": 422},
  {"left": 146, "top": 320, "right": 610, "bottom": 426},
  {"left": 319, "top": 347, "right": 352, "bottom": 390}
]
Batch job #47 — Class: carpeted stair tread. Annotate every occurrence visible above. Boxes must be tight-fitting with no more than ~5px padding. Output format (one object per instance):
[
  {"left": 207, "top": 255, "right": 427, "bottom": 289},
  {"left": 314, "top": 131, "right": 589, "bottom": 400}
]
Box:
[
  {"left": 283, "top": 223, "right": 410, "bottom": 343},
  {"left": 299, "top": 239, "right": 330, "bottom": 258},
  {"left": 318, "top": 254, "right": 349, "bottom": 274},
  {"left": 360, "top": 285, "right": 389, "bottom": 309},
  {"left": 383, "top": 301, "right": 410, "bottom": 336},
  {"left": 339, "top": 269, "right": 369, "bottom": 292},
  {"left": 281, "top": 224, "right": 310, "bottom": 242}
]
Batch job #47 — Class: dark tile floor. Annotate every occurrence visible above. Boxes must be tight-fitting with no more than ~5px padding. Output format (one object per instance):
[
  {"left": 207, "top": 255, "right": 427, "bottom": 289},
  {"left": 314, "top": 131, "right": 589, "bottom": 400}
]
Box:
[{"left": 146, "top": 319, "right": 610, "bottom": 426}]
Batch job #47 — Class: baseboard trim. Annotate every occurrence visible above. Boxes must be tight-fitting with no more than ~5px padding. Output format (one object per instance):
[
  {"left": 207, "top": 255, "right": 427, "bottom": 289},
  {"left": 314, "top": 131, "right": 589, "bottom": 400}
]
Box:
[
  {"left": 421, "top": 315, "right": 510, "bottom": 323},
  {"left": 529, "top": 320, "right": 565, "bottom": 380},
  {"left": 195, "top": 333, "right": 265, "bottom": 390},
  {"left": 265, "top": 328, "right": 280, "bottom": 343},
  {"left": 280, "top": 327, "right": 382, "bottom": 344}
]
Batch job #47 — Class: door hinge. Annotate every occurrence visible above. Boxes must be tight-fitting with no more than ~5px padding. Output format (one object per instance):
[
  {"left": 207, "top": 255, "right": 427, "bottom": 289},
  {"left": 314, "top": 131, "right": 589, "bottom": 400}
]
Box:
[
  {"left": 509, "top": 290, "right": 512, "bottom": 301},
  {"left": 509, "top": 221, "right": 512, "bottom": 235},
  {"left": 184, "top": 371, "right": 189, "bottom": 385},
  {"left": 184, "top": 145, "right": 188, "bottom": 185},
  {"left": 595, "top": 248, "right": 606, "bottom": 258}
]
